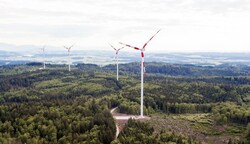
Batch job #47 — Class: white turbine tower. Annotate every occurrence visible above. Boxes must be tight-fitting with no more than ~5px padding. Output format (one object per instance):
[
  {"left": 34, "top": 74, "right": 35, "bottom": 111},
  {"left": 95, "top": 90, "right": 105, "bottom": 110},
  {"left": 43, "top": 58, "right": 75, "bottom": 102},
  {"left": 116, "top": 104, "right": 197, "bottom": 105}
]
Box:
[
  {"left": 41, "top": 46, "right": 46, "bottom": 69},
  {"left": 109, "top": 43, "right": 125, "bottom": 81},
  {"left": 120, "top": 30, "right": 161, "bottom": 117},
  {"left": 64, "top": 44, "right": 74, "bottom": 72}
]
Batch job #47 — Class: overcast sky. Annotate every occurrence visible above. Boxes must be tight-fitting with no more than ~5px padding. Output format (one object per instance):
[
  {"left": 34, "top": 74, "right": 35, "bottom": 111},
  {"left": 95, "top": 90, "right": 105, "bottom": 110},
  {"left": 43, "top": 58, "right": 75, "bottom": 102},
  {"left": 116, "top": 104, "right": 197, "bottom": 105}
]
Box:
[{"left": 0, "top": 0, "right": 250, "bottom": 52}]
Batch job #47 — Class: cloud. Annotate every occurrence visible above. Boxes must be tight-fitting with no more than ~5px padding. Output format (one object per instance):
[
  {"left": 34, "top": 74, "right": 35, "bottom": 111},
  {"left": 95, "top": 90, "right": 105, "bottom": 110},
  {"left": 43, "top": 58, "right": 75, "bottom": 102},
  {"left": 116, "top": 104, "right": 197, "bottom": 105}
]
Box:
[
  {"left": 191, "top": 0, "right": 250, "bottom": 13},
  {"left": 0, "top": 0, "right": 250, "bottom": 52}
]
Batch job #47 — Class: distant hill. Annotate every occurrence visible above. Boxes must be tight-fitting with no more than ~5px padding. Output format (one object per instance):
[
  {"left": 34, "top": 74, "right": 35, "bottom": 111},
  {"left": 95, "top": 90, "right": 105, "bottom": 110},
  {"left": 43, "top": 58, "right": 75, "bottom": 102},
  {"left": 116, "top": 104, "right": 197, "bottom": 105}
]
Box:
[
  {"left": 1, "top": 45, "right": 250, "bottom": 67},
  {"left": 103, "top": 62, "right": 250, "bottom": 76},
  {"left": 0, "top": 50, "right": 19, "bottom": 56}
]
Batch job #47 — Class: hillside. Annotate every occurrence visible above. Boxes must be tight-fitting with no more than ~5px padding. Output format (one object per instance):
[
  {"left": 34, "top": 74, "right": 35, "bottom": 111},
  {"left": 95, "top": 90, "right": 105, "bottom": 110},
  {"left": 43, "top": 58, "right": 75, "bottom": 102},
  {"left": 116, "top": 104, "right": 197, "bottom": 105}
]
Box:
[{"left": 0, "top": 63, "right": 249, "bottom": 143}]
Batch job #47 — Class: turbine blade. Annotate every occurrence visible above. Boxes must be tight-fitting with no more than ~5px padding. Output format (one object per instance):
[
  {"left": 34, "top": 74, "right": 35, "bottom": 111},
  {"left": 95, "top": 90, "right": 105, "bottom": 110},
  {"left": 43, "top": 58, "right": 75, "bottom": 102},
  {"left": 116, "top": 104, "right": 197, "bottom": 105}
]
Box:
[
  {"left": 69, "top": 44, "right": 75, "bottom": 49},
  {"left": 109, "top": 43, "right": 116, "bottom": 51},
  {"left": 117, "top": 47, "right": 125, "bottom": 53},
  {"left": 118, "top": 47, "right": 125, "bottom": 51},
  {"left": 142, "top": 29, "right": 161, "bottom": 49},
  {"left": 119, "top": 42, "right": 140, "bottom": 50}
]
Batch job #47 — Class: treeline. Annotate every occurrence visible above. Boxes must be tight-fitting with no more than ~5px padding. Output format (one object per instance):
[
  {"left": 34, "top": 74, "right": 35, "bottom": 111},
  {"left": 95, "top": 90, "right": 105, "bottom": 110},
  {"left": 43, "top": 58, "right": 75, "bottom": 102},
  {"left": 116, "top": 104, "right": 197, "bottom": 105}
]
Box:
[
  {"left": 118, "top": 102, "right": 212, "bottom": 115},
  {"left": 212, "top": 102, "right": 250, "bottom": 125},
  {"left": 104, "top": 62, "right": 250, "bottom": 76},
  {"left": 147, "top": 76, "right": 250, "bottom": 85},
  {"left": 1, "top": 62, "right": 250, "bottom": 77},
  {"left": 159, "top": 103, "right": 212, "bottom": 114},
  {"left": 0, "top": 97, "right": 116, "bottom": 143},
  {"left": 121, "top": 81, "right": 250, "bottom": 108},
  {"left": 119, "top": 100, "right": 250, "bottom": 126}
]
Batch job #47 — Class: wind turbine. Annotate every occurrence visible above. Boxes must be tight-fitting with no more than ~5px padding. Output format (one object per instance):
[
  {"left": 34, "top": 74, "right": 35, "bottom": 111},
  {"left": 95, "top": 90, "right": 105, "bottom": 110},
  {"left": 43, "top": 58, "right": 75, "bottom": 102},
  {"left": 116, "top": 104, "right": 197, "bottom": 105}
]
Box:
[
  {"left": 109, "top": 43, "right": 125, "bottom": 81},
  {"left": 64, "top": 44, "right": 74, "bottom": 72},
  {"left": 40, "top": 46, "right": 46, "bottom": 69},
  {"left": 120, "top": 30, "right": 161, "bottom": 117}
]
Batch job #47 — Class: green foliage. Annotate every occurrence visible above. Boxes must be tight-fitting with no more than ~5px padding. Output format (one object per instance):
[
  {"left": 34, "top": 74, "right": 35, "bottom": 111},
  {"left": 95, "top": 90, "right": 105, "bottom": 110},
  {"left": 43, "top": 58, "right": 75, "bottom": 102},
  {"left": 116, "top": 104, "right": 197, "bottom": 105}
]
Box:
[
  {"left": 118, "top": 119, "right": 156, "bottom": 144},
  {"left": 245, "top": 123, "right": 250, "bottom": 142},
  {"left": 105, "top": 62, "right": 250, "bottom": 76},
  {"left": 0, "top": 63, "right": 249, "bottom": 143},
  {"left": 212, "top": 102, "right": 250, "bottom": 125},
  {"left": 118, "top": 119, "right": 197, "bottom": 144},
  {"left": 0, "top": 97, "right": 116, "bottom": 143}
]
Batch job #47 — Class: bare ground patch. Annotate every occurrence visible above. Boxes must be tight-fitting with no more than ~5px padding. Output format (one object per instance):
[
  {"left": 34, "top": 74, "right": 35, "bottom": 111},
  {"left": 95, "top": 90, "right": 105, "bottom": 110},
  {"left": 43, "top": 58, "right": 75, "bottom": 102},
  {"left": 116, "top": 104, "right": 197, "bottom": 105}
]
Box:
[{"left": 148, "top": 114, "right": 243, "bottom": 144}]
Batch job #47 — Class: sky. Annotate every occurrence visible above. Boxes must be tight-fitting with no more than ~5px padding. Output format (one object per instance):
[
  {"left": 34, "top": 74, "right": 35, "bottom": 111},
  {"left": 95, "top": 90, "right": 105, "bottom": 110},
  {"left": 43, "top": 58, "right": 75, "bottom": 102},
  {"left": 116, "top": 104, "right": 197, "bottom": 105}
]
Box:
[{"left": 0, "top": 0, "right": 250, "bottom": 52}]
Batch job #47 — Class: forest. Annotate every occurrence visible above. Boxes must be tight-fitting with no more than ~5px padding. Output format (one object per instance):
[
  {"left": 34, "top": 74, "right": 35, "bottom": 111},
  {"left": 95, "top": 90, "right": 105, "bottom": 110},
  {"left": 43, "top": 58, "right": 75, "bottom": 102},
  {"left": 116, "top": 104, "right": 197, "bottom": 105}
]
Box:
[{"left": 0, "top": 62, "right": 249, "bottom": 143}]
